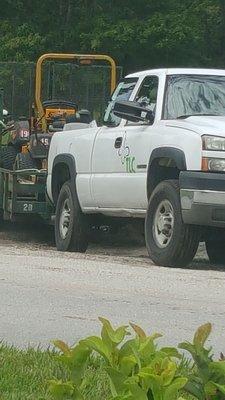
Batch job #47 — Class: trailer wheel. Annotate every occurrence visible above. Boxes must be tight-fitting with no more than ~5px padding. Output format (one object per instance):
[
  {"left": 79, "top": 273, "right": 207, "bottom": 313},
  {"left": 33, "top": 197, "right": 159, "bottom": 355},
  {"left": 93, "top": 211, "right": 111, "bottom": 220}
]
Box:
[
  {"left": 55, "top": 181, "right": 89, "bottom": 252},
  {"left": 1, "top": 146, "right": 17, "bottom": 170},
  {"left": 14, "top": 152, "right": 37, "bottom": 170},
  {"left": 145, "top": 179, "right": 200, "bottom": 267},
  {"left": 205, "top": 238, "right": 225, "bottom": 265}
]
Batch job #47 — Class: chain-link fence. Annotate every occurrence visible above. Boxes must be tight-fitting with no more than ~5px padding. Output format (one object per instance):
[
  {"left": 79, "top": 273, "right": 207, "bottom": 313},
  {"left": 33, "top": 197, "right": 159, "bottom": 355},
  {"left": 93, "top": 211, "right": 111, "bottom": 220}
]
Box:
[{"left": 0, "top": 61, "right": 123, "bottom": 122}]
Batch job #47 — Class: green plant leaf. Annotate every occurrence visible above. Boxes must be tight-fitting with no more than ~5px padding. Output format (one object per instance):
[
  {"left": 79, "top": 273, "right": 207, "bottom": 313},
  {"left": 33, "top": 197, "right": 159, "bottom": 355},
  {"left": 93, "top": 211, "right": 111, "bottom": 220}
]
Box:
[
  {"left": 52, "top": 340, "right": 71, "bottom": 355},
  {"left": 140, "top": 373, "right": 162, "bottom": 400},
  {"left": 129, "top": 340, "right": 142, "bottom": 370},
  {"left": 209, "top": 360, "right": 225, "bottom": 379},
  {"left": 127, "top": 383, "right": 148, "bottom": 400},
  {"left": 184, "top": 378, "right": 205, "bottom": 399},
  {"left": 70, "top": 344, "right": 91, "bottom": 384},
  {"left": 106, "top": 366, "right": 127, "bottom": 396},
  {"left": 193, "top": 323, "right": 212, "bottom": 347},
  {"left": 99, "top": 317, "right": 129, "bottom": 346},
  {"left": 210, "top": 382, "right": 225, "bottom": 394},
  {"left": 48, "top": 380, "right": 74, "bottom": 399},
  {"left": 204, "top": 381, "right": 217, "bottom": 396},
  {"left": 80, "top": 336, "right": 111, "bottom": 363},
  {"left": 130, "top": 322, "right": 146, "bottom": 338},
  {"left": 138, "top": 335, "right": 162, "bottom": 365},
  {"left": 53, "top": 342, "right": 90, "bottom": 385},
  {"left": 164, "top": 377, "right": 188, "bottom": 400},
  {"left": 120, "top": 355, "right": 137, "bottom": 376},
  {"left": 125, "top": 376, "right": 139, "bottom": 385},
  {"left": 161, "top": 359, "right": 177, "bottom": 386},
  {"left": 178, "top": 342, "right": 195, "bottom": 358},
  {"left": 138, "top": 367, "right": 164, "bottom": 395},
  {"left": 160, "top": 347, "right": 181, "bottom": 359},
  {"left": 119, "top": 339, "right": 138, "bottom": 360}
]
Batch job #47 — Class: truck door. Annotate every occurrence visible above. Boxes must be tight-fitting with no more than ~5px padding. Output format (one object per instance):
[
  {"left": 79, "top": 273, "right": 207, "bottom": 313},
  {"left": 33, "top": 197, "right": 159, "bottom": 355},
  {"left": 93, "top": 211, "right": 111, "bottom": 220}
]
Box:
[
  {"left": 91, "top": 78, "right": 137, "bottom": 208},
  {"left": 120, "top": 75, "right": 159, "bottom": 210}
]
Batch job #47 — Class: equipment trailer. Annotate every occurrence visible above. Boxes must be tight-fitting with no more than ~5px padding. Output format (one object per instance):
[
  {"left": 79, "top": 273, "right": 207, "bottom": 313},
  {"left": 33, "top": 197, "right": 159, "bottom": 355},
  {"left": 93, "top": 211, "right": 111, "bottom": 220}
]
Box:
[{"left": 0, "top": 167, "right": 52, "bottom": 222}]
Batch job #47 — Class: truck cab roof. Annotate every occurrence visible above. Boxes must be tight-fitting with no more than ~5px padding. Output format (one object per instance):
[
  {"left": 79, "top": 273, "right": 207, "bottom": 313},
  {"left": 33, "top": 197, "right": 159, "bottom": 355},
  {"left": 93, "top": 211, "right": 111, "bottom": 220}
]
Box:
[{"left": 127, "top": 68, "right": 225, "bottom": 79}]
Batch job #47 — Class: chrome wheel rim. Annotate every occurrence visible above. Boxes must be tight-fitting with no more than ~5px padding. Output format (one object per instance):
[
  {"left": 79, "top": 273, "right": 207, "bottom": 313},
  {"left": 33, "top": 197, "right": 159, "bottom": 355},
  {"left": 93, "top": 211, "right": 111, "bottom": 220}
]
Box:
[
  {"left": 59, "top": 198, "right": 71, "bottom": 239},
  {"left": 153, "top": 200, "right": 174, "bottom": 248}
]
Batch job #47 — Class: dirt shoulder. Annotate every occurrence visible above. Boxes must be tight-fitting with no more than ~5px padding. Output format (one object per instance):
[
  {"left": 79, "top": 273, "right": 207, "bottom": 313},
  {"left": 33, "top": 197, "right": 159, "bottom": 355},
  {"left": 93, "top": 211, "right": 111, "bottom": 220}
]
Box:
[{"left": 0, "top": 220, "right": 217, "bottom": 270}]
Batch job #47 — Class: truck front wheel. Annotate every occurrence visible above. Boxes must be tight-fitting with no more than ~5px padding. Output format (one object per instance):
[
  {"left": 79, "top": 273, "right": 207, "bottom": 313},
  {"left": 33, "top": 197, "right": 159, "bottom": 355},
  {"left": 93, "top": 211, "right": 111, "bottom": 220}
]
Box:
[
  {"left": 145, "top": 180, "right": 200, "bottom": 267},
  {"left": 55, "top": 181, "right": 89, "bottom": 252}
]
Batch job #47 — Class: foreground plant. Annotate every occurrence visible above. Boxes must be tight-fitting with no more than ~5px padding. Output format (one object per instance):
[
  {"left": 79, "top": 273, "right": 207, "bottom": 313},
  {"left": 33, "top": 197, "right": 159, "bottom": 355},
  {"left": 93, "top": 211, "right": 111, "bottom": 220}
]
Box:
[
  {"left": 49, "top": 319, "right": 225, "bottom": 400},
  {"left": 49, "top": 340, "right": 91, "bottom": 399},
  {"left": 49, "top": 318, "right": 186, "bottom": 400},
  {"left": 179, "top": 323, "right": 225, "bottom": 399}
]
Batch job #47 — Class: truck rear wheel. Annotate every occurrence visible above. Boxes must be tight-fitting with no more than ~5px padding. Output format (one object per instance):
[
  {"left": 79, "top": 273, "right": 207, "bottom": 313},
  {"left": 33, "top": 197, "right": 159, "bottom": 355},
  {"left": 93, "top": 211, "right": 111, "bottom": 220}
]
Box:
[
  {"left": 55, "top": 181, "right": 89, "bottom": 252},
  {"left": 145, "top": 180, "right": 200, "bottom": 267},
  {"left": 205, "top": 238, "right": 225, "bottom": 265}
]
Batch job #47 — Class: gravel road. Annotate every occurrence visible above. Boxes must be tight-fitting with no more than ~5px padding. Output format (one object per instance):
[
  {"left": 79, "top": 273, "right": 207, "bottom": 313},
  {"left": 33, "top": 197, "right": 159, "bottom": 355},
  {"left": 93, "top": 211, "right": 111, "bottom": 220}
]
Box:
[{"left": 0, "top": 222, "right": 224, "bottom": 354}]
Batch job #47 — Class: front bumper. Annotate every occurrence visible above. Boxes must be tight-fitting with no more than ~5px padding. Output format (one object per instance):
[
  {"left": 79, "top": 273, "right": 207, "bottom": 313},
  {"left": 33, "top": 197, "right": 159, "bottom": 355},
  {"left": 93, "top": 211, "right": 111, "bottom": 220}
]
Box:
[{"left": 180, "top": 171, "right": 225, "bottom": 227}]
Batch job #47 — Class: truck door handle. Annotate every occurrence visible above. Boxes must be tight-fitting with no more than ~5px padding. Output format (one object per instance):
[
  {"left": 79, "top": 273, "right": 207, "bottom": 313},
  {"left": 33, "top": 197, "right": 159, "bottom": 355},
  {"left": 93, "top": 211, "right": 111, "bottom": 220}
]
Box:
[{"left": 114, "top": 137, "right": 123, "bottom": 148}]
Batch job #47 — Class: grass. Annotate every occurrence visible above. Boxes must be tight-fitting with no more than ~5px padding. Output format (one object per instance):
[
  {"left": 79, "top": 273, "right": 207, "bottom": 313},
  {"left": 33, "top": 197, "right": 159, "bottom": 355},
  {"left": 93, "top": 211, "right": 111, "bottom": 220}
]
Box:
[{"left": 0, "top": 344, "right": 110, "bottom": 400}]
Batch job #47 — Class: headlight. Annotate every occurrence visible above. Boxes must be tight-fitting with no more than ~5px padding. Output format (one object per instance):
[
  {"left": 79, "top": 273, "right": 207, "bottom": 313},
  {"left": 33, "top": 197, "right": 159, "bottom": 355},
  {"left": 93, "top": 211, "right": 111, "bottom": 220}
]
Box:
[
  {"left": 202, "top": 135, "right": 225, "bottom": 151},
  {"left": 202, "top": 157, "right": 225, "bottom": 172}
]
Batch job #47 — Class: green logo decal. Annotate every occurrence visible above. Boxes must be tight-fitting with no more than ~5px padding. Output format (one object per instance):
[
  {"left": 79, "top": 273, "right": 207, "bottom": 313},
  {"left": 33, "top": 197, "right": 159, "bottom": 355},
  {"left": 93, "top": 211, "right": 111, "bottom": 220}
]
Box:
[
  {"left": 125, "top": 156, "right": 136, "bottom": 173},
  {"left": 118, "top": 138, "right": 136, "bottom": 173}
]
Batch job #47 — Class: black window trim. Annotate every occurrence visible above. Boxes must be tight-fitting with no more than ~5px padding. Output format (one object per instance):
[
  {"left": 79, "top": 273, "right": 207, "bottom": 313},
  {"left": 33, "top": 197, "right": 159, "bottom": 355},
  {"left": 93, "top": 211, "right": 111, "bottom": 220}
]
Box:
[
  {"left": 103, "top": 77, "right": 138, "bottom": 127},
  {"left": 126, "top": 74, "right": 159, "bottom": 127}
]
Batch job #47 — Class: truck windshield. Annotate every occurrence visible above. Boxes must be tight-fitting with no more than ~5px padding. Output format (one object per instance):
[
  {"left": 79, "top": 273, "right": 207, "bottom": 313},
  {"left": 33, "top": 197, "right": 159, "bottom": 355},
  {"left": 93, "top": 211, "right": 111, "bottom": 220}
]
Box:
[
  {"left": 163, "top": 74, "right": 225, "bottom": 119},
  {"left": 103, "top": 78, "right": 138, "bottom": 126}
]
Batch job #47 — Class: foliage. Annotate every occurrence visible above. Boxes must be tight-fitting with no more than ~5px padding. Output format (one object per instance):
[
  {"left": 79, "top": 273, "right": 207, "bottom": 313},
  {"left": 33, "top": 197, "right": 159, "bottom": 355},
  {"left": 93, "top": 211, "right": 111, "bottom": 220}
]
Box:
[
  {"left": 50, "top": 318, "right": 225, "bottom": 400},
  {"left": 179, "top": 323, "right": 225, "bottom": 399},
  {"left": 1, "top": 321, "right": 224, "bottom": 400},
  {"left": 0, "top": 0, "right": 225, "bottom": 73}
]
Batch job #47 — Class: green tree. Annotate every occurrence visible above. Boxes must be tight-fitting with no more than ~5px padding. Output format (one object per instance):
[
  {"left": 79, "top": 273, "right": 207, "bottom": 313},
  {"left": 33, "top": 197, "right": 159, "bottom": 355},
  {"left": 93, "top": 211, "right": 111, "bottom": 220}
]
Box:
[{"left": 0, "top": 0, "right": 224, "bottom": 71}]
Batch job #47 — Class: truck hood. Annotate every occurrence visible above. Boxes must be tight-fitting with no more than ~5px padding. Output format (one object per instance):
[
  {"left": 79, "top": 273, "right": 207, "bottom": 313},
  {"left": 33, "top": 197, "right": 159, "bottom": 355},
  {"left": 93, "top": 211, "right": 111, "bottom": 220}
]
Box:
[{"left": 166, "top": 116, "right": 225, "bottom": 137}]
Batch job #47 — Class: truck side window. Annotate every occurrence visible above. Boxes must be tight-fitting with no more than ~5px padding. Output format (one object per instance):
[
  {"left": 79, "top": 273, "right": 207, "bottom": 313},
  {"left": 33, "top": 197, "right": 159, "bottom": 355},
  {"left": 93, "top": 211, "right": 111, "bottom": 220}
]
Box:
[
  {"left": 135, "top": 76, "right": 158, "bottom": 117},
  {"left": 103, "top": 78, "right": 138, "bottom": 126}
]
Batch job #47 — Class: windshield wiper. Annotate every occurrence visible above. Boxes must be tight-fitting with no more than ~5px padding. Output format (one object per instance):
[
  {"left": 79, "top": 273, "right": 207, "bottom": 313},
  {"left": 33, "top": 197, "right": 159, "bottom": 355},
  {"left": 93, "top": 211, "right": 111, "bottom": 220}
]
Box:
[{"left": 176, "top": 113, "right": 221, "bottom": 119}]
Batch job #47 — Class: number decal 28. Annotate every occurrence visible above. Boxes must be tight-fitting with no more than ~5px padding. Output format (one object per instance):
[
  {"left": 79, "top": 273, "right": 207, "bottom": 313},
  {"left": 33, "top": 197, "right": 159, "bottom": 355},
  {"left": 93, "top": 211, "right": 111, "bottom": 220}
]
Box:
[{"left": 23, "top": 203, "right": 33, "bottom": 212}]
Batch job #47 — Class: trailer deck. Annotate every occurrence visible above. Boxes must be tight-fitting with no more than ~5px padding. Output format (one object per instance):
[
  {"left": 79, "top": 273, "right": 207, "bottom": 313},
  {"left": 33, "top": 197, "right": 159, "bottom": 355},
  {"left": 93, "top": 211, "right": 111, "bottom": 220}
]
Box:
[{"left": 0, "top": 168, "right": 53, "bottom": 222}]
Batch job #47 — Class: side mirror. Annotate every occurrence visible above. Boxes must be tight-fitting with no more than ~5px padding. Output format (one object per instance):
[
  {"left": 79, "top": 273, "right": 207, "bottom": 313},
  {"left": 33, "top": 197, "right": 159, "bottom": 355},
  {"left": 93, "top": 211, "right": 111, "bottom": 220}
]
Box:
[{"left": 113, "top": 100, "right": 154, "bottom": 124}]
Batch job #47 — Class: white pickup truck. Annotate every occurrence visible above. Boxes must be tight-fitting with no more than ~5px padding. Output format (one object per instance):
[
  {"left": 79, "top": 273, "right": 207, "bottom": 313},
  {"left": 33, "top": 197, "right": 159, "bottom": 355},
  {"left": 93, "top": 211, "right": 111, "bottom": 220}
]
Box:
[{"left": 47, "top": 68, "right": 225, "bottom": 267}]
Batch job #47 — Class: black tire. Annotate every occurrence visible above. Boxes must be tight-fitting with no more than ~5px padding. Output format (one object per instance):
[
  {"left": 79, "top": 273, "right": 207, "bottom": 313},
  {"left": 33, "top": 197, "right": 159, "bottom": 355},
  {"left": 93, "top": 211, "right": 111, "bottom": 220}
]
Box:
[
  {"left": 145, "top": 179, "right": 200, "bottom": 267},
  {"left": 205, "top": 238, "right": 225, "bottom": 265},
  {"left": 55, "top": 181, "right": 88, "bottom": 252},
  {"left": 0, "top": 146, "right": 17, "bottom": 170},
  {"left": 14, "top": 152, "right": 37, "bottom": 170}
]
